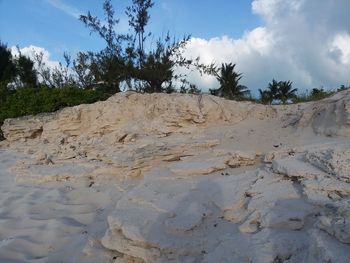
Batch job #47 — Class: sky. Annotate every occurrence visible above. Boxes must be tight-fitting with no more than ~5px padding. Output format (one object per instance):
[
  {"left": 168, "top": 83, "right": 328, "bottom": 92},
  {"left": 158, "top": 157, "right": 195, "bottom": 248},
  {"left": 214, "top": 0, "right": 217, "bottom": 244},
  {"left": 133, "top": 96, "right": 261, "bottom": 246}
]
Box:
[{"left": 1, "top": 0, "right": 350, "bottom": 94}]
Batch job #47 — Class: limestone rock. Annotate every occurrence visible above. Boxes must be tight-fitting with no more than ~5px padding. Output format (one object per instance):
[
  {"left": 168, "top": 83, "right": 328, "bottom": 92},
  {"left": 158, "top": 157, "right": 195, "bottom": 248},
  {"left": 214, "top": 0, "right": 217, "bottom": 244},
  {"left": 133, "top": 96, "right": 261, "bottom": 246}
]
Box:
[
  {"left": 169, "top": 157, "right": 227, "bottom": 176},
  {"left": 261, "top": 199, "right": 313, "bottom": 230},
  {"left": 33, "top": 152, "right": 54, "bottom": 165},
  {"left": 1, "top": 92, "right": 276, "bottom": 143},
  {"left": 318, "top": 216, "right": 350, "bottom": 244},
  {"left": 226, "top": 151, "right": 257, "bottom": 168},
  {"left": 295, "top": 89, "right": 350, "bottom": 136},
  {"left": 1, "top": 91, "right": 350, "bottom": 263},
  {"left": 306, "top": 146, "right": 350, "bottom": 182},
  {"left": 1, "top": 113, "right": 54, "bottom": 142}
]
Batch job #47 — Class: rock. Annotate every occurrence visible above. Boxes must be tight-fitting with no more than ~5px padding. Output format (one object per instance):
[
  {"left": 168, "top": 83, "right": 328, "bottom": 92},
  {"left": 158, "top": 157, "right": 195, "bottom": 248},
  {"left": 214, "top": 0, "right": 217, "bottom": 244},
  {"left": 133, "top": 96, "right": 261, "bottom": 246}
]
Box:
[
  {"left": 317, "top": 206, "right": 350, "bottom": 244},
  {"left": 1, "top": 91, "right": 350, "bottom": 262},
  {"left": 169, "top": 157, "right": 227, "bottom": 176},
  {"left": 226, "top": 151, "right": 256, "bottom": 168},
  {"left": 306, "top": 146, "right": 350, "bottom": 182},
  {"left": 264, "top": 148, "right": 297, "bottom": 163},
  {"left": 272, "top": 156, "right": 323, "bottom": 179},
  {"left": 238, "top": 213, "right": 260, "bottom": 233},
  {"left": 1, "top": 113, "right": 54, "bottom": 142},
  {"left": 295, "top": 89, "right": 350, "bottom": 137},
  {"left": 33, "top": 152, "right": 54, "bottom": 165},
  {"left": 261, "top": 199, "right": 313, "bottom": 230},
  {"left": 1, "top": 92, "right": 276, "bottom": 144},
  {"left": 308, "top": 228, "right": 350, "bottom": 263}
]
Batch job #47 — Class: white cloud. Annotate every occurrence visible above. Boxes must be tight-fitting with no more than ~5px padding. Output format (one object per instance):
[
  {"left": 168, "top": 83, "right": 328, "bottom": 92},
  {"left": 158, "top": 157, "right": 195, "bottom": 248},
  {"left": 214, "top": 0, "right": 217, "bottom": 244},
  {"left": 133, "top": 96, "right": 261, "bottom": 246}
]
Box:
[
  {"left": 11, "top": 45, "right": 61, "bottom": 70},
  {"left": 11, "top": 46, "right": 65, "bottom": 85},
  {"left": 46, "top": 0, "right": 81, "bottom": 19},
  {"left": 181, "top": 0, "right": 350, "bottom": 95},
  {"left": 330, "top": 33, "right": 350, "bottom": 65}
]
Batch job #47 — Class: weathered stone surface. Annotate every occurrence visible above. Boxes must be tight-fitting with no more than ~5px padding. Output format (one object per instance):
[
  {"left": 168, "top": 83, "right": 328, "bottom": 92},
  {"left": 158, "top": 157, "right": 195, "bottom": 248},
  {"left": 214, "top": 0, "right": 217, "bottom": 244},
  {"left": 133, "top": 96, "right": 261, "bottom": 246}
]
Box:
[
  {"left": 1, "top": 113, "right": 55, "bottom": 142},
  {"left": 226, "top": 151, "right": 257, "bottom": 168},
  {"left": 1, "top": 91, "right": 350, "bottom": 262},
  {"left": 1, "top": 92, "right": 277, "bottom": 143},
  {"left": 295, "top": 89, "right": 350, "bottom": 136},
  {"left": 306, "top": 146, "right": 350, "bottom": 182}
]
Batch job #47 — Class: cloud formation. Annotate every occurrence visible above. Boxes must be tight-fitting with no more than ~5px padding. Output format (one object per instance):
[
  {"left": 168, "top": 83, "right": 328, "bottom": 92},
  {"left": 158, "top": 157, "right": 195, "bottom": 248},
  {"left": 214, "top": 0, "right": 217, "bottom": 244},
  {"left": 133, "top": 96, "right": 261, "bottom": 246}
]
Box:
[
  {"left": 182, "top": 0, "right": 350, "bottom": 95},
  {"left": 11, "top": 45, "right": 62, "bottom": 84},
  {"left": 46, "top": 0, "right": 81, "bottom": 19}
]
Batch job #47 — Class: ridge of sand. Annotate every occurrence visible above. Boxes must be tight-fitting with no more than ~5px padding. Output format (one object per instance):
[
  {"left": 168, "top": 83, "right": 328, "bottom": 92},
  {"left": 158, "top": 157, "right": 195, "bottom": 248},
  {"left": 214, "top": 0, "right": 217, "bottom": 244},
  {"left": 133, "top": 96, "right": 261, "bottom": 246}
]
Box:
[{"left": 0, "top": 90, "right": 350, "bottom": 262}]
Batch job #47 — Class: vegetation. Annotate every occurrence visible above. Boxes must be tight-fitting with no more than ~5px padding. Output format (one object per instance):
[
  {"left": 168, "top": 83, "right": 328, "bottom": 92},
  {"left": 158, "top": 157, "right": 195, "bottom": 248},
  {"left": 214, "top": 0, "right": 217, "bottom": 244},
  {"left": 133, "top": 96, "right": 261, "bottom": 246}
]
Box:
[
  {"left": 0, "top": 42, "right": 110, "bottom": 139},
  {"left": 0, "top": 0, "right": 348, "bottom": 140},
  {"left": 0, "top": 83, "right": 108, "bottom": 138},
  {"left": 259, "top": 79, "right": 297, "bottom": 104},
  {"left": 0, "top": 0, "right": 213, "bottom": 139},
  {"left": 278, "top": 81, "right": 297, "bottom": 104},
  {"left": 0, "top": 42, "right": 37, "bottom": 87},
  {"left": 292, "top": 88, "right": 335, "bottom": 103},
  {"left": 79, "top": 0, "right": 210, "bottom": 93},
  {"left": 210, "top": 63, "right": 250, "bottom": 100}
]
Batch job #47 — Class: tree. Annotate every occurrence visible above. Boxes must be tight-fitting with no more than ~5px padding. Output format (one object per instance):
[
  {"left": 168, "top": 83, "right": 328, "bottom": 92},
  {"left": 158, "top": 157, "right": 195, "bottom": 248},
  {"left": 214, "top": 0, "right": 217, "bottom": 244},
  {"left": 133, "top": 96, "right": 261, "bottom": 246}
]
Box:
[
  {"left": 258, "top": 79, "right": 279, "bottom": 104},
  {"left": 0, "top": 43, "right": 37, "bottom": 87},
  {"left": 15, "top": 54, "right": 37, "bottom": 86},
  {"left": 80, "top": 0, "right": 126, "bottom": 55},
  {"left": 134, "top": 34, "right": 198, "bottom": 93},
  {"left": 259, "top": 79, "right": 296, "bottom": 104},
  {"left": 80, "top": 0, "right": 205, "bottom": 94},
  {"left": 126, "top": 0, "right": 154, "bottom": 67},
  {"left": 0, "top": 42, "right": 16, "bottom": 84},
  {"left": 277, "top": 80, "right": 297, "bottom": 104},
  {"left": 258, "top": 89, "right": 271, "bottom": 104},
  {"left": 80, "top": 0, "right": 131, "bottom": 92},
  {"left": 135, "top": 37, "right": 173, "bottom": 92},
  {"left": 211, "top": 63, "right": 250, "bottom": 100},
  {"left": 73, "top": 52, "right": 95, "bottom": 88},
  {"left": 266, "top": 79, "right": 280, "bottom": 104}
]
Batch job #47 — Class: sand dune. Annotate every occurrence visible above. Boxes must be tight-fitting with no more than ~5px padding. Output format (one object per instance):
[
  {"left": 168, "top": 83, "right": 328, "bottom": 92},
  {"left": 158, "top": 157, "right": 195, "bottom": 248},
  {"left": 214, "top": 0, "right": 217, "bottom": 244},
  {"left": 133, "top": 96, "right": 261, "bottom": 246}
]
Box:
[{"left": 1, "top": 90, "right": 350, "bottom": 262}]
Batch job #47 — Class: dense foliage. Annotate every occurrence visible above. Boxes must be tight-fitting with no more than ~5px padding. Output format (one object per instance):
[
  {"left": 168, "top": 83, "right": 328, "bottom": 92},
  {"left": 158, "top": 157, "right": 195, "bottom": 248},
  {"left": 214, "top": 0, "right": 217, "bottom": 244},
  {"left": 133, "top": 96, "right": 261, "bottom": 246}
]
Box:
[
  {"left": 0, "top": 83, "right": 109, "bottom": 138},
  {"left": 0, "top": 43, "right": 110, "bottom": 139}
]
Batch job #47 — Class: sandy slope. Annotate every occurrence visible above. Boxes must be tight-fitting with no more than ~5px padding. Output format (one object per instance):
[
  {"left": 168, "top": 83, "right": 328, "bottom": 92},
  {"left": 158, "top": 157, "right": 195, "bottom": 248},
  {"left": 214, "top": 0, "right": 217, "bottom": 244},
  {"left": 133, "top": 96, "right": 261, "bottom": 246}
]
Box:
[{"left": 0, "top": 90, "right": 350, "bottom": 262}]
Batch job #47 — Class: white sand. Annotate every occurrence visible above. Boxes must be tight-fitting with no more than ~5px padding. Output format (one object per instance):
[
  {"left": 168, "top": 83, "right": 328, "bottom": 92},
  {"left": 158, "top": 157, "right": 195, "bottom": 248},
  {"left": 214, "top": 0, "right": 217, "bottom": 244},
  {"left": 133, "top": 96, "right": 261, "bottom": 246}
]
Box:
[{"left": 0, "top": 90, "right": 350, "bottom": 262}]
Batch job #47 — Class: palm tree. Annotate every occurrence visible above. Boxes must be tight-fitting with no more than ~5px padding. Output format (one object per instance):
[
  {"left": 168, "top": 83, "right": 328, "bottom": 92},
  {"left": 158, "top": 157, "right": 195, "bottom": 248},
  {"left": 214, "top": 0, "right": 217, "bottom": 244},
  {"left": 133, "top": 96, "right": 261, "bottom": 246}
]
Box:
[
  {"left": 258, "top": 89, "right": 271, "bottom": 104},
  {"left": 277, "top": 80, "right": 297, "bottom": 104},
  {"left": 267, "top": 79, "right": 280, "bottom": 102},
  {"left": 258, "top": 79, "right": 280, "bottom": 104},
  {"left": 213, "top": 63, "right": 250, "bottom": 100}
]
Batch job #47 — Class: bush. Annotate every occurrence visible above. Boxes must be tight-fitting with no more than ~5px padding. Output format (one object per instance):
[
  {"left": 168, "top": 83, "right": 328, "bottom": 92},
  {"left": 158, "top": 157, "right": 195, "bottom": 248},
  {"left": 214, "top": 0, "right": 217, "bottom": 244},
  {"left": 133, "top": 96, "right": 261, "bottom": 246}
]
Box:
[
  {"left": 292, "top": 88, "right": 334, "bottom": 103},
  {"left": 0, "top": 84, "right": 110, "bottom": 139}
]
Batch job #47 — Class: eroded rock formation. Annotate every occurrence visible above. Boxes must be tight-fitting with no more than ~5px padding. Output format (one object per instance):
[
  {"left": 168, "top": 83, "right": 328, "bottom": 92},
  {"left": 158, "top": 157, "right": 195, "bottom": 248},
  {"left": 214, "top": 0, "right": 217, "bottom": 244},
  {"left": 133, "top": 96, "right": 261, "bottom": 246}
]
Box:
[{"left": 1, "top": 90, "right": 350, "bottom": 262}]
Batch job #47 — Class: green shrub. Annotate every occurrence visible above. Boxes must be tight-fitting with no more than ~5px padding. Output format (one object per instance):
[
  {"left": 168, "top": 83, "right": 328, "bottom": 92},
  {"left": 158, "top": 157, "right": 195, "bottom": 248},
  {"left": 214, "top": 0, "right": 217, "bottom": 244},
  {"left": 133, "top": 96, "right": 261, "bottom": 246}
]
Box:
[
  {"left": 292, "top": 88, "right": 334, "bottom": 103},
  {"left": 0, "top": 85, "right": 110, "bottom": 139}
]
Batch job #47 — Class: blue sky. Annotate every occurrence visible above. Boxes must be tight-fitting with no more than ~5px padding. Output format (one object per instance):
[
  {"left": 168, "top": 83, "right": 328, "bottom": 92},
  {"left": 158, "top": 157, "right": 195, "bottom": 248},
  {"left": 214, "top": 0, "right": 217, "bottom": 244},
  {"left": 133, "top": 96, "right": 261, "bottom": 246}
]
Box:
[
  {"left": 0, "top": 0, "right": 260, "bottom": 61},
  {"left": 1, "top": 0, "right": 350, "bottom": 93}
]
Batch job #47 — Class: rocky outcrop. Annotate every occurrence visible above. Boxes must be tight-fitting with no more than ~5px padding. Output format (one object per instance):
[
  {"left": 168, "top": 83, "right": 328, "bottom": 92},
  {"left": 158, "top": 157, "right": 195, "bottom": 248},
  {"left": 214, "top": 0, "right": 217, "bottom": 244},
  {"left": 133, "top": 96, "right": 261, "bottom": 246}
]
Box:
[
  {"left": 1, "top": 113, "right": 55, "bottom": 142},
  {"left": 1, "top": 92, "right": 276, "bottom": 143},
  {"left": 295, "top": 89, "right": 350, "bottom": 136},
  {"left": 1, "top": 91, "right": 350, "bottom": 262}
]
